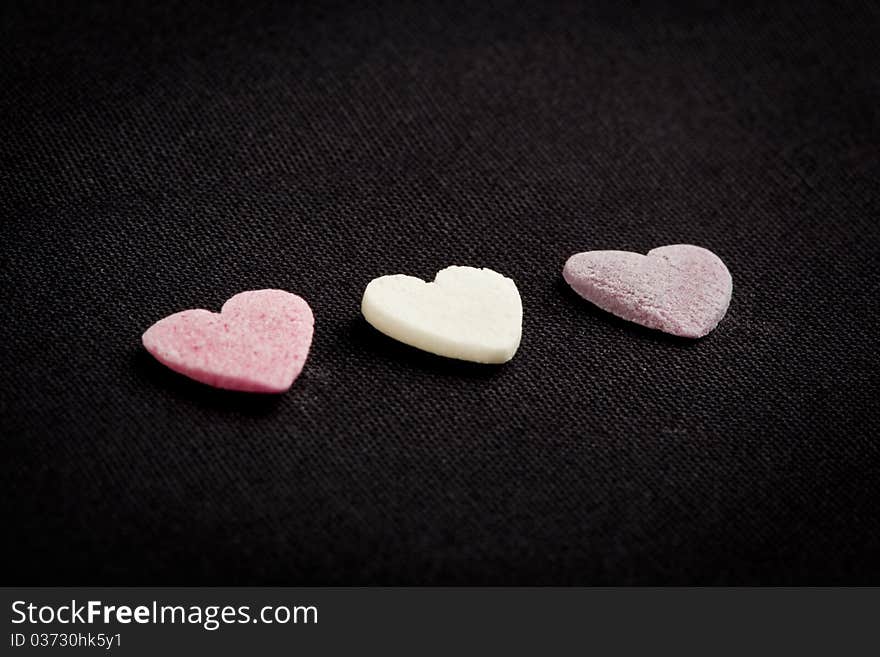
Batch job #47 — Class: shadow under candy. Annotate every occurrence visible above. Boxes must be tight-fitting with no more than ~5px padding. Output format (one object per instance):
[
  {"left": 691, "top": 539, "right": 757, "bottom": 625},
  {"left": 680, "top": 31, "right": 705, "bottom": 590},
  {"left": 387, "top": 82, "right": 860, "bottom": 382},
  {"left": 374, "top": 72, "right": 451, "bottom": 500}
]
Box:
[
  {"left": 555, "top": 278, "right": 703, "bottom": 348},
  {"left": 347, "top": 317, "right": 511, "bottom": 380},
  {"left": 131, "top": 348, "right": 283, "bottom": 415}
]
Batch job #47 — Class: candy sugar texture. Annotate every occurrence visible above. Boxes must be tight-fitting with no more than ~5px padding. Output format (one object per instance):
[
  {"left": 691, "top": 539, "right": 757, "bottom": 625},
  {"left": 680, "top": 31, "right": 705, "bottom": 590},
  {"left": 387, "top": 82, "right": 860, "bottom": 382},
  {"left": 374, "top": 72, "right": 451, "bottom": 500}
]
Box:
[
  {"left": 142, "top": 289, "right": 314, "bottom": 393},
  {"left": 362, "top": 265, "right": 522, "bottom": 364},
  {"left": 563, "top": 244, "right": 732, "bottom": 338}
]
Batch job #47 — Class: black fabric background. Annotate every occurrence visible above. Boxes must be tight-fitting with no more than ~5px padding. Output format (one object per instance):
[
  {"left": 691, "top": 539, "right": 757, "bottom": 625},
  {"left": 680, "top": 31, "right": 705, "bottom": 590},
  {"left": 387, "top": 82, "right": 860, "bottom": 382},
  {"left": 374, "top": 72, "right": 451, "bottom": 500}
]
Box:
[{"left": 2, "top": 0, "right": 879, "bottom": 585}]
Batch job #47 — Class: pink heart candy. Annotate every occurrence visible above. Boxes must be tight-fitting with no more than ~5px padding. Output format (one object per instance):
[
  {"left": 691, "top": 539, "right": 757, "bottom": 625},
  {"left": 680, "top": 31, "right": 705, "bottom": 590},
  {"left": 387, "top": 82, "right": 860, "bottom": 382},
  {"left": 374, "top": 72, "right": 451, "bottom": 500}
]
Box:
[
  {"left": 563, "top": 244, "right": 732, "bottom": 338},
  {"left": 142, "top": 289, "right": 314, "bottom": 393}
]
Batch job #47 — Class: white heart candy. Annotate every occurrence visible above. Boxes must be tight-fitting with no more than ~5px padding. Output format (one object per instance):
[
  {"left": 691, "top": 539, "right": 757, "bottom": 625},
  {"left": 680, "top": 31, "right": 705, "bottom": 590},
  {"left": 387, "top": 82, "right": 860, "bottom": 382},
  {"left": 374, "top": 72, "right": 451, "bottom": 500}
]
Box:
[{"left": 361, "top": 266, "right": 522, "bottom": 364}]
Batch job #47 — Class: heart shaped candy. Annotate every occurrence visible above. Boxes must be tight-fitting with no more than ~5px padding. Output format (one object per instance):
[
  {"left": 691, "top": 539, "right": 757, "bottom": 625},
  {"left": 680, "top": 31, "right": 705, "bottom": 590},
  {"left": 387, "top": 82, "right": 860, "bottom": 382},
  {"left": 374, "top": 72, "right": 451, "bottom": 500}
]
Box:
[
  {"left": 563, "top": 244, "right": 732, "bottom": 338},
  {"left": 142, "top": 289, "right": 314, "bottom": 393},
  {"left": 361, "top": 266, "right": 522, "bottom": 364}
]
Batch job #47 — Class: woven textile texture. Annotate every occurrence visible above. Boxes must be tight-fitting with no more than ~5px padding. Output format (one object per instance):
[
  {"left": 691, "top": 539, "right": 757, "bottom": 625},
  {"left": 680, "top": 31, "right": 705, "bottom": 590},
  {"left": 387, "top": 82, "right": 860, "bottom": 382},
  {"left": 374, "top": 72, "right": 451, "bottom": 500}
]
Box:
[{"left": 2, "top": 0, "right": 878, "bottom": 584}]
